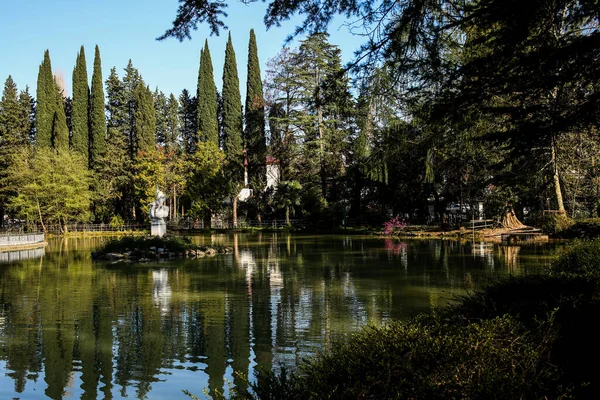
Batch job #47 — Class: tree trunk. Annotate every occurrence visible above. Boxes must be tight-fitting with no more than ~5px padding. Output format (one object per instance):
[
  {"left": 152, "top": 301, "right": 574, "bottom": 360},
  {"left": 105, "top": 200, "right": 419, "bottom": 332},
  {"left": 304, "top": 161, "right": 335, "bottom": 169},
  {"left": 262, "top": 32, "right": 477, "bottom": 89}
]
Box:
[
  {"left": 551, "top": 140, "right": 566, "bottom": 213},
  {"left": 203, "top": 213, "right": 211, "bottom": 229},
  {"left": 173, "top": 187, "right": 177, "bottom": 219},
  {"left": 499, "top": 207, "right": 526, "bottom": 229},
  {"left": 286, "top": 206, "right": 290, "bottom": 225},
  {"left": 233, "top": 196, "right": 238, "bottom": 228},
  {"left": 36, "top": 198, "right": 46, "bottom": 233}
]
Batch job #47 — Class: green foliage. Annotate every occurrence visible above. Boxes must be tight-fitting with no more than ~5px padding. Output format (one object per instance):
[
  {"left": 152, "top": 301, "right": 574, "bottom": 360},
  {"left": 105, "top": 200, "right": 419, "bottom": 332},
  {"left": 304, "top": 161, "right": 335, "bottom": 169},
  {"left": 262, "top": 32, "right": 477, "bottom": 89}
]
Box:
[
  {"left": 165, "top": 93, "right": 180, "bottom": 151},
  {"left": 35, "top": 50, "right": 54, "bottom": 148},
  {"left": 89, "top": 45, "right": 106, "bottom": 168},
  {"left": 185, "top": 141, "right": 227, "bottom": 220},
  {"left": 133, "top": 148, "right": 165, "bottom": 219},
  {"left": 133, "top": 83, "right": 156, "bottom": 153},
  {"left": 244, "top": 240, "right": 600, "bottom": 399},
  {"left": 246, "top": 315, "right": 563, "bottom": 400},
  {"left": 6, "top": 147, "right": 92, "bottom": 229},
  {"left": 179, "top": 89, "right": 197, "bottom": 154},
  {"left": 273, "top": 180, "right": 302, "bottom": 224},
  {"left": 51, "top": 78, "right": 69, "bottom": 151},
  {"left": 550, "top": 238, "right": 600, "bottom": 276},
  {"left": 538, "top": 213, "right": 574, "bottom": 235},
  {"left": 197, "top": 40, "right": 219, "bottom": 145},
  {"left": 109, "top": 214, "right": 125, "bottom": 228},
  {"left": 222, "top": 32, "right": 243, "bottom": 177},
  {"left": 71, "top": 46, "right": 89, "bottom": 161},
  {"left": 245, "top": 29, "right": 266, "bottom": 188},
  {"left": 554, "top": 219, "right": 600, "bottom": 239},
  {"left": 99, "top": 235, "right": 194, "bottom": 254}
]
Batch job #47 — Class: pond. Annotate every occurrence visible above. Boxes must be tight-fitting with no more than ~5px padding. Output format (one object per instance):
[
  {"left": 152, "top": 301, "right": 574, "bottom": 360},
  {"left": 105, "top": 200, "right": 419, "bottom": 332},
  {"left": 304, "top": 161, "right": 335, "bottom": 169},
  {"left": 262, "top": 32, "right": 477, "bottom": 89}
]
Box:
[{"left": 0, "top": 234, "right": 562, "bottom": 399}]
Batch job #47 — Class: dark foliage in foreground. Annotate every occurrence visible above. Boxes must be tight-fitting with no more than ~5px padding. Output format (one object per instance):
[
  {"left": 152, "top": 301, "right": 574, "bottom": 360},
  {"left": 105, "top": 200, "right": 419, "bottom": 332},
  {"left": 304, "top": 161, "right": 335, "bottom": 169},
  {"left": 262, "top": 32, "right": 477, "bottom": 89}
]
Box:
[{"left": 219, "top": 239, "right": 600, "bottom": 399}]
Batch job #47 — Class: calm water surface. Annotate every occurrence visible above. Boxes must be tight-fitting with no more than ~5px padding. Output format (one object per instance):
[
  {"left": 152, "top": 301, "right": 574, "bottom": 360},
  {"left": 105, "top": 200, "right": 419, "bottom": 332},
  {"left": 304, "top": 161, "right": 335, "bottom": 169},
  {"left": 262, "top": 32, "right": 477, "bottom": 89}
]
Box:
[{"left": 0, "top": 234, "right": 562, "bottom": 399}]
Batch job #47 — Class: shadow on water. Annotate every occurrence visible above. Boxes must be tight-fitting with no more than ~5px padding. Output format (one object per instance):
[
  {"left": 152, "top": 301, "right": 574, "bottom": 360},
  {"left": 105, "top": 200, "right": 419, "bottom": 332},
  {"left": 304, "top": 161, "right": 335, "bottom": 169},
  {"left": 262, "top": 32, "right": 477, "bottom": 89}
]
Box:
[{"left": 0, "top": 234, "right": 562, "bottom": 399}]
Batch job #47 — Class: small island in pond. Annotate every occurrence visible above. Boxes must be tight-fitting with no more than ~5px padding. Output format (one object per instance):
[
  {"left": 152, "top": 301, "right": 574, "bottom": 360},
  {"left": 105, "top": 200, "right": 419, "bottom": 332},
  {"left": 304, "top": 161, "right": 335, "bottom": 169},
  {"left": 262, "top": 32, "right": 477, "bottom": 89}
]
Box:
[{"left": 91, "top": 236, "right": 232, "bottom": 262}]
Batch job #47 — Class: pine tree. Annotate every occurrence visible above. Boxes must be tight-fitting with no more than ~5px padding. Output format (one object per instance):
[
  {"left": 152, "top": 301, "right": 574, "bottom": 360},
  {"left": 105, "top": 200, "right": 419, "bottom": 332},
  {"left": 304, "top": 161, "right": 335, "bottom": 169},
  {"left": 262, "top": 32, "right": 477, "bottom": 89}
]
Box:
[
  {"left": 18, "top": 86, "right": 35, "bottom": 144},
  {"left": 133, "top": 83, "right": 156, "bottom": 153},
  {"left": 36, "top": 50, "right": 54, "bottom": 148},
  {"left": 105, "top": 67, "right": 127, "bottom": 133},
  {"left": 71, "top": 46, "right": 89, "bottom": 160},
  {"left": 0, "top": 76, "right": 31, "bottom": 226},
  {"left": 245, "top": 29, "right": 266, "bottom": 188},
  {"left": 179, "top": 89, "right": 197, "bottom": 154},
  {"left": 0, "top": 76, "right": 21, "bottom": 145},
  {"left": 89, "top": 45, "right": 106, "bottom": 169},
  {"left": 51, "top": 76, "right": 69, "bottom": 151},
  {"left": 165, "top": 93, "right": 180, "bottom": 151},
  {"left": 154, "top": 88, "right": 168, "bottom": 146},
  {"left": 123, "top": 60, "right": 141, "bottom": 158},
  {"left": 197, "top": 40, "right": 219, "bottom": 145},
  {"left": 222, "top": 33, "right": 243, "bottom": 173}
]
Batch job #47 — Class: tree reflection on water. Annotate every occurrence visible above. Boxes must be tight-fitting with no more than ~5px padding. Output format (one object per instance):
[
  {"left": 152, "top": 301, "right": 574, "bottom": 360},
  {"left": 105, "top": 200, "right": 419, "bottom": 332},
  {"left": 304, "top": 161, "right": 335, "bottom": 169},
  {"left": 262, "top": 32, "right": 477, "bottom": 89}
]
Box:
[{"left": 0, "top": 234, "right": 559, "bottom": 399}]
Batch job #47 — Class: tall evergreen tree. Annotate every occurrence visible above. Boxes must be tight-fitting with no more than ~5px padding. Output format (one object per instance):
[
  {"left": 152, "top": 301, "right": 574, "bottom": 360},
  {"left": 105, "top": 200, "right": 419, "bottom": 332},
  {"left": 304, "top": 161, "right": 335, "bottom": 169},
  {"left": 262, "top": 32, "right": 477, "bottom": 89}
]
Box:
[
  {"left": 222, "top": 33, "right": 243, "bottom": 174},
  {"left": 179, "top": 89, "right": 197, "bottom": 154},
  {"left": 18, "top": 87, "right": 36, "bottom": 143},
  {"left": 51, "top": 76, "right": 69, "bottom": 151},
  {"left": 71, "top": 46, "right": 89, "bottom": 160},
  {"left": 123, "top": 60, "right": 142, "bottom": 158},
  {"left": 35, "top": 50, "right": 54, "bottom": 148},
  {"left": 133, "top": 83, "right": 156, "bottom": 153},
  {"left": 0, "top": 77, "right": 33, "bottom": 226},
  {"left": 0, "top": 76, "right": 22, "bottom": 147},
  {"left": 154, "top": 88, "right": 168, "bottom": 146},
  {"left": 165, "top": 93, "right": 180, "bottom": 151},
  {"left": 89, "top": 45, "right": 106, "bottom": 169},
  {"left": 245, "top": 29, "right": 266, "bottom": 188},
  {"left": 105, "top": 67, "right": 127, "bottom": 134},
  {"left": 197, "top": 40, "right": 219, "bottom": 145}
]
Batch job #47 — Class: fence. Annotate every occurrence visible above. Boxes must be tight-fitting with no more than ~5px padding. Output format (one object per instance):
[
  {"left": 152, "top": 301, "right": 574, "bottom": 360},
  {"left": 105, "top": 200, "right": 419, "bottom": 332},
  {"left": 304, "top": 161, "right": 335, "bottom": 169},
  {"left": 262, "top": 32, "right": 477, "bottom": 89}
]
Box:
[
  {"left": 0, "top": 232, "right": 45, "bottom": 247},
  {"left": 49, "top": 224, "right": 145, "bottom": 234}
]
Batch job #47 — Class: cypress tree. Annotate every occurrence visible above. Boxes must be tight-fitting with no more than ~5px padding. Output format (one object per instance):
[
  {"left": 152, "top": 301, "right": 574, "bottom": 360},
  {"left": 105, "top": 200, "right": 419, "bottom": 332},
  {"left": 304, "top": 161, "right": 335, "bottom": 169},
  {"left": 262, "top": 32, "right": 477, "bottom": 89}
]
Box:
[
  {"left": 71, "top": 46, "right": 89, "bottom": 160},
  {"left": 133, "top": 83, "right": 156, "bottom": 153},
  {"left": 89, "top": 45, "right": 106, "bottom": 168},
  {"left": 35, "top": 50, "right": 54, "bottom": 148},
  {"left": 197, "top": 40, "right": 219, "bottom": 145},
  {"left": 51, "top": 76, "right": 69, "bottom": 151},
  {"left": 222, "top": 33, "right": 243, "bottom": 172},
  {"left": 245, "top": 29, "right": 266, "bottom": 188}
]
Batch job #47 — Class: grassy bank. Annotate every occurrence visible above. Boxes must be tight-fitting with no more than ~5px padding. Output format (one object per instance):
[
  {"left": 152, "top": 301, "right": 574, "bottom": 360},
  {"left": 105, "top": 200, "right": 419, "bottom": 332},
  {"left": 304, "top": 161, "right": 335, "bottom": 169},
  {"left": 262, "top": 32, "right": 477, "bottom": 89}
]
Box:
[{"left": 211, "top": 239, "right": 600, "bottom": 399}]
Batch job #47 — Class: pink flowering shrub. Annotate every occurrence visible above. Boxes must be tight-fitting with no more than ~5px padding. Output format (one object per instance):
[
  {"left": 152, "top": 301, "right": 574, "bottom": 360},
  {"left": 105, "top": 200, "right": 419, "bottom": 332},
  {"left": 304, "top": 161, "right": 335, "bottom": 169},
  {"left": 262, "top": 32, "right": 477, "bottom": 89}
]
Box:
[{"left": 383, "top": 216, "right": 407, "bottom": 235}]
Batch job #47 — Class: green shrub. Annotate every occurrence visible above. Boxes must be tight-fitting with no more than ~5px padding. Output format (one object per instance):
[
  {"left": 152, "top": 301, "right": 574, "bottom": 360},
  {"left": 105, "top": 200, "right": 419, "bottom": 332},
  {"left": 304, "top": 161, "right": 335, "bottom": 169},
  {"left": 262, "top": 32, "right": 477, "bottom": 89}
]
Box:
[
  {"left": 241, "top": 315, "right": 565, "bottom": 400},
  {"left": 100, "top": 235, "right": 192, "bottom": 254},
  {"left": 538, "top": 212, "right": 574, "bottom": 235},
  {"left": 109, "top": 215, "right": 125, "bottom": 228},
  {"left": 550, "top": 238, "right": 600, "bottom": 276},
  {"left": 555, "top": 218, "right": 600, "bottom": 239}
]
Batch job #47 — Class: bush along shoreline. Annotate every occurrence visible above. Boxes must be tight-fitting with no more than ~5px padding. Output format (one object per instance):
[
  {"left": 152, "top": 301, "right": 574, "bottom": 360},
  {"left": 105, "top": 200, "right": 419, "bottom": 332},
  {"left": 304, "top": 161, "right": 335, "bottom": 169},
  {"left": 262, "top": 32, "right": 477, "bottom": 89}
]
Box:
[
  {"left": 91, "top": 236, "right": 232, "bottom": 262},
  {"left": 212, "top": 239, "right": 600, "bottom": 400}
]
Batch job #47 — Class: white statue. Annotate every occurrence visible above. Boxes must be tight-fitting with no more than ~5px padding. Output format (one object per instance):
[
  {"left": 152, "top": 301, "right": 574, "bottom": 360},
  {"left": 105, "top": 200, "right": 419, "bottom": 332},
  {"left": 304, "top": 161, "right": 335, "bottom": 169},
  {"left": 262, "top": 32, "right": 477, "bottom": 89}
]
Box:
[
  {"left": 149, "top": 185, "right": 169, "bottom": 237},
  {"left": 149, "top": 187, "right": 169, "bottom": 220}
]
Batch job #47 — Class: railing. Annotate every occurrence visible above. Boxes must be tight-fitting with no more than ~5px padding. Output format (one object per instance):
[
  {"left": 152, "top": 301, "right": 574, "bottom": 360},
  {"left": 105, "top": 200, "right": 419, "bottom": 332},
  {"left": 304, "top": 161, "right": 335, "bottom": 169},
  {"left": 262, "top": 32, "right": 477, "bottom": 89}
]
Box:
[
  {"left": 31, "top": 224, "right": 145, "bottom": 234},
  {"left": 0, "top": 232, "right": 45, "bottom": 247}
]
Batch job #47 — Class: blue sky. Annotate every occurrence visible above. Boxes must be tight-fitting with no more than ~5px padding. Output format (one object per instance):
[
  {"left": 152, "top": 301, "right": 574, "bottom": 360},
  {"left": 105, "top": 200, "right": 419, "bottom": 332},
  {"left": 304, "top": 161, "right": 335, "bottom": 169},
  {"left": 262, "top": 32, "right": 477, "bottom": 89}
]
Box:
[{"left": 0, "top": 0, "right": 359, "bottom": 101}]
